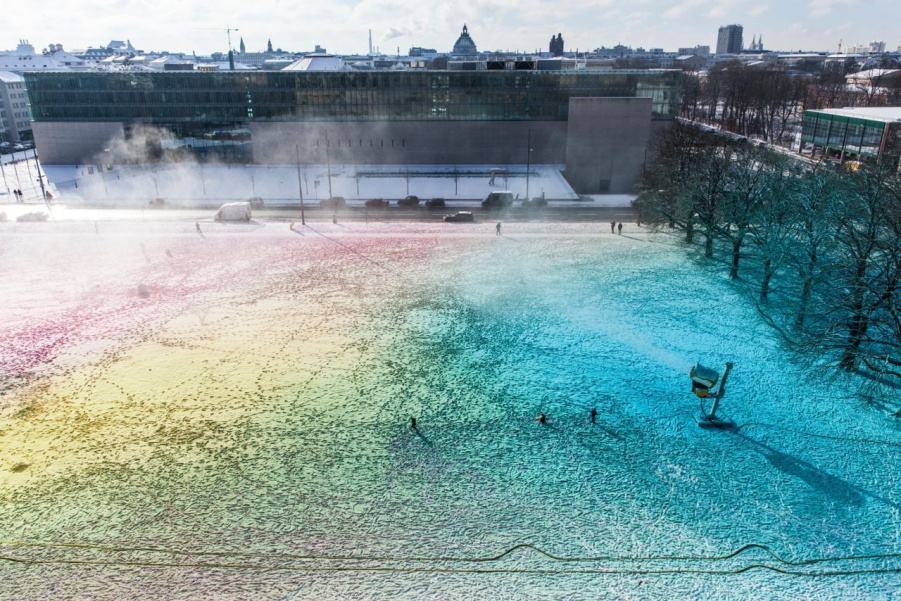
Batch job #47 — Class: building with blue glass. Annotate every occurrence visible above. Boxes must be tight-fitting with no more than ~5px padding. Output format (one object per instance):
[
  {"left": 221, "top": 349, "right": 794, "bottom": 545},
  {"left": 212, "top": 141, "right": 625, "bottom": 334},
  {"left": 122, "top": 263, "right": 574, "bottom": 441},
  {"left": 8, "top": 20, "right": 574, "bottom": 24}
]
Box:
[
  {"left": 800, "top": 107, "right": 901, "bottom": 168},
  {"left": 25, "top": 68, "right": 682, "bottom": 193}
]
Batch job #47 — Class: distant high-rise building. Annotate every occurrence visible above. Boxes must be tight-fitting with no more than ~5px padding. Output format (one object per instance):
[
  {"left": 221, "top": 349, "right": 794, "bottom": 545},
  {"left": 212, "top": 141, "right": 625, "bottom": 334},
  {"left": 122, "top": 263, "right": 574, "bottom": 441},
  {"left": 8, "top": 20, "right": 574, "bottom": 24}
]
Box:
[
  {"left": 716, "top": 24, "right": 743, "bottom": 54},
  {"left": 549, "top": 34, "right": 564, "bottom": 57},
  {"left": 0, "top": 71, "right": 33, "bottom": 143},
  {"left": 843, "top": 41, "right": 887, "bottom": 54}
]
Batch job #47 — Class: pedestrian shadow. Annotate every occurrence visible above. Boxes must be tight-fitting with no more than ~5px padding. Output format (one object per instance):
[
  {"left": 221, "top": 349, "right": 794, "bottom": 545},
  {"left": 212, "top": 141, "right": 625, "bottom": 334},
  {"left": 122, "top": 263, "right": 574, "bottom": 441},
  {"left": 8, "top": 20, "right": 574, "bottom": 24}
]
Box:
[
  {"left": 414, "top": 429, "right": 434, "bottom": 446},
  {"left": 619, "top": 234, "right": 647, "bottom": 243},
  {"left": 594, "top": 424, "right": 622, "bottom": 440}
]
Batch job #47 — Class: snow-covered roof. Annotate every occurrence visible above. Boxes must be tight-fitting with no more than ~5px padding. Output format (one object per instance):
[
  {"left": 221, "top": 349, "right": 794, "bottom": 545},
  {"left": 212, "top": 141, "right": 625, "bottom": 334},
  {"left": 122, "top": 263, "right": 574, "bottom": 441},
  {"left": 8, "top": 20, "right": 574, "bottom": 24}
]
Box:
[
  {"left": 0, "top": 70, "right": 24, "bottom": 83},
  {"left": 283, "top": 54, "right": 348, "bottom": 71},
  {"left": 846, "top": 68, "right": 900, "bottom": 80},
  {"left": 813, "top": 107, "right": 901, "bottom": 123}
]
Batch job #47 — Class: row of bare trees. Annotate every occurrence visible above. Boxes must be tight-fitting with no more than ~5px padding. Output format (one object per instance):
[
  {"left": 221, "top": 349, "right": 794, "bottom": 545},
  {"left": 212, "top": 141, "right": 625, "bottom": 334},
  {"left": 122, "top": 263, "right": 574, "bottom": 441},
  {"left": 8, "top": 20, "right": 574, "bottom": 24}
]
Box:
[
  {"left": 636, "top": 123, "right": 901, "bottom": 387},
  {"left": 681, "top": 63, "right": 901, "bottom": 147}
]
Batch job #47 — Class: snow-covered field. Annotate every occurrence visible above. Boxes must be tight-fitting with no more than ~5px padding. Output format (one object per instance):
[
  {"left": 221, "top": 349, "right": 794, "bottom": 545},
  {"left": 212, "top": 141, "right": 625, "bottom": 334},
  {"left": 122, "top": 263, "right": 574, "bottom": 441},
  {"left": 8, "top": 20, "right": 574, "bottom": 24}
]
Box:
[{"left": 0, "top": 220, "right": 899, "bottom": 598}]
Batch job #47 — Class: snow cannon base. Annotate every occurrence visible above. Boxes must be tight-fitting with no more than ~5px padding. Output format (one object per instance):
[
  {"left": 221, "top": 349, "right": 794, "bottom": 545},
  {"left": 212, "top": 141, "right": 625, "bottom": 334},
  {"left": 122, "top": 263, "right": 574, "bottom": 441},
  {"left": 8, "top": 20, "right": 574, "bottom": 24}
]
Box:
[{"left": 695, "top": 415, "right": 735, "bottom": 429}]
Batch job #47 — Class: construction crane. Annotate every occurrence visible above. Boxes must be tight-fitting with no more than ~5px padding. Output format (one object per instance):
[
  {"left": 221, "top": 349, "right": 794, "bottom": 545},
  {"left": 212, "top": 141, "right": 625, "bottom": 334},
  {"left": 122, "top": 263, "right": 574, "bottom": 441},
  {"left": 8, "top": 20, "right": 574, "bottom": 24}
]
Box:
[{"left": 198, "top": 26, "right": 239, "bottom": 70}]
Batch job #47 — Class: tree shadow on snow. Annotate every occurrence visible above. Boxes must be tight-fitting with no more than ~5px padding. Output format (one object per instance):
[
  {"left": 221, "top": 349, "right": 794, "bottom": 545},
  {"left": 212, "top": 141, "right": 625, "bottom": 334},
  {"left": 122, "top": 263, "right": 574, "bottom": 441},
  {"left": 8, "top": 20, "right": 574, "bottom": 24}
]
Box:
[{"left": 734, "top": 432, "right": 897, "bottom": 509}]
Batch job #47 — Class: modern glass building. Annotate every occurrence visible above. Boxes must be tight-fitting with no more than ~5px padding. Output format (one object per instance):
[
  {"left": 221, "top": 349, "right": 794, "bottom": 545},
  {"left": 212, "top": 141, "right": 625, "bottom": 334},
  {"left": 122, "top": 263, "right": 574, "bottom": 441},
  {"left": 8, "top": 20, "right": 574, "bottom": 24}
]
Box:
[
  {"left": 25, "top": 69, "right": 682, "bottom": 193},
  {"left": 25, "top": 70, "right": 680, "bottom": 123},
  {"left": 800, "top": 107, "right": 901, "bottom": 167}
]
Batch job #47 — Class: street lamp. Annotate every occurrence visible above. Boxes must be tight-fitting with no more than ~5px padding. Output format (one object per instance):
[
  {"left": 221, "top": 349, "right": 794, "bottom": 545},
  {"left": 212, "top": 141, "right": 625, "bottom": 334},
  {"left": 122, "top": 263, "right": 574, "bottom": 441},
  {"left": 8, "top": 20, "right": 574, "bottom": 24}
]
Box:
[{"left": 33, "top": 147, "right": 47, "bottom": 201}]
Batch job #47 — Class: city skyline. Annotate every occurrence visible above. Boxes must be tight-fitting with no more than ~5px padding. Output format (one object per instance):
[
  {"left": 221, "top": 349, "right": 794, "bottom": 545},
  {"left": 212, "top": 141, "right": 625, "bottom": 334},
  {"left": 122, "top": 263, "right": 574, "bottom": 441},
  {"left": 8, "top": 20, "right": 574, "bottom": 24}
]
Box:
[{"left": 3, "top": 0, "right": 900, "bottom": 56}]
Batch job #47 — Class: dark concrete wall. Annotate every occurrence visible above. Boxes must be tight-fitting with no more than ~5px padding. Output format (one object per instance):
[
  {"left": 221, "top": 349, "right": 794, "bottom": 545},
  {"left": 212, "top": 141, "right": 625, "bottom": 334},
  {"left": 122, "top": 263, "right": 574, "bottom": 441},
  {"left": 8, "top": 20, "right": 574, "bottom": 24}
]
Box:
[
  {"left": 249, "top": 121, "right": 568, "bottom": 166},
  {"left": 34, "top": 109, "right": 662, "bottom": 195},
  {"left": 32, "top": 121, "right": 125, "bottom": 165},
  {"left": 564, "top": 98, "right": 652, "bottom": 194}
]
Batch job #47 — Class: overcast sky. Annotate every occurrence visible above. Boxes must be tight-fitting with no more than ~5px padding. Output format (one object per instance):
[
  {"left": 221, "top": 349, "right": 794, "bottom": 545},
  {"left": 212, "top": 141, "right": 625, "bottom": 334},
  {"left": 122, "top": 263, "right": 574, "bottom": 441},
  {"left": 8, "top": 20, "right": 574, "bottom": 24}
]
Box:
[{"left": 4, "top": 0, "right": 899, "bottom": 56}]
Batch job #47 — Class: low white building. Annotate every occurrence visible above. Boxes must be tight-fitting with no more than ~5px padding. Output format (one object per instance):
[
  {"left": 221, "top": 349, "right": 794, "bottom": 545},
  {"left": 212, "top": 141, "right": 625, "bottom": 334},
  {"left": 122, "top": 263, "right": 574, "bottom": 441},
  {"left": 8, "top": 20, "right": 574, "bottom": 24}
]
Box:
[
  {"left": 283, "top": 54, "right": 350, "bottom": 71},
  {"left": 0, "top": 41, "right": 74, "bottom": 72},
  {"left": 44, "top": 45, "right": 89, "bottom": 70}
]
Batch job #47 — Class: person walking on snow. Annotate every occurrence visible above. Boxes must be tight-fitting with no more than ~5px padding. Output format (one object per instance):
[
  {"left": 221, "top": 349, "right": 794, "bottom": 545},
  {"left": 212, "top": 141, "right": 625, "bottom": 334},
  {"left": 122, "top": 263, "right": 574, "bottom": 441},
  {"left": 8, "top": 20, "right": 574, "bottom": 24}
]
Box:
[
  {"left": 195, "top": 222, "right": 205, "bottom": 239},
  {"left": 590, "top": 408, "right": 597, "bottom": 424},
  {"left": 410, "top": 416, "right": 417, "bottom": 430},
  {"left": 610, "top": 220, "right": 615, "bottom": 233},
  {"left": 617, "top": 222, "right": 623, "bottom": 235},
  {"left": 496, "top": 222, "right": 502, "bottom": 236}
]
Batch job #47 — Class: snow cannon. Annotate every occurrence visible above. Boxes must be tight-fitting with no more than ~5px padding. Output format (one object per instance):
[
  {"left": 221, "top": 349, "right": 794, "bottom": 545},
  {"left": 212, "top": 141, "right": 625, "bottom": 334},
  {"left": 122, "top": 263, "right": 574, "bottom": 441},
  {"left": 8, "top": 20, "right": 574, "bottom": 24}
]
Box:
[
  {"left": 690, "top": 364, "right": 719, "bottom": 398},
  {"left": 691, "top": 362, "right": 735, "bottom": 429}
]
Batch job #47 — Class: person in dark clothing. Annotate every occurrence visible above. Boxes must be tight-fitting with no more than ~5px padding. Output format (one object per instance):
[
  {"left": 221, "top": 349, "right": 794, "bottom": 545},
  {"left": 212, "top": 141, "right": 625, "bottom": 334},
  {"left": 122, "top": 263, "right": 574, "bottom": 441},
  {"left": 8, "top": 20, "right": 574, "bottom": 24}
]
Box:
[
  {"left": 496, "top": 222, "right": 501, "bottom": 235},
  {"left": 610, "top": 220, "right": 615, "bottom": 233},
  {"left": 195, "top": 222, "right": 204, "bottom": 238},
  {"left": 590, "top": 408, "right": 597, "bottom": 424},
  {"left": 537, "top": 413, "right": 547, "bottom": 425},
  {"left": 410, "top": 416, "right": 417, "bottom": 430},
  {"left": 617, "top": 222, "right": 623, "bottom": 235}
]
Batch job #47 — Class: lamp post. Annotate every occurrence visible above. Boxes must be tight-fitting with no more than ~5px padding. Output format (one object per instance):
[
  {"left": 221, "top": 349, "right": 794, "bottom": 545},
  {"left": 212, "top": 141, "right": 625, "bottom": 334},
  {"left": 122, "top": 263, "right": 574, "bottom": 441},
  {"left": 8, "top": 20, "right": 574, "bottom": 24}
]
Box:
[
  {"left": 11, "top": 158, "right": 22, "bottom": 198},
  {"left": 23, "top": 152, "right": 35, "bottom": 199},
  {"left": 295, "top": 144, "right": 305, "bottom": 225},
  {"left": 99, "top": 148, "right": 111, "bottom": 198},
  {"left": 324, "top": 130, "right": 333, "bottom": 199},
  {"left": 525, "top": 128, "right": 531, "bottom": 201},
  {"left": 33, "top": 147, "right": 47, "bottom": 201},
  {"left": 0, "top": 159, "right": 10, "bottom": 196}
]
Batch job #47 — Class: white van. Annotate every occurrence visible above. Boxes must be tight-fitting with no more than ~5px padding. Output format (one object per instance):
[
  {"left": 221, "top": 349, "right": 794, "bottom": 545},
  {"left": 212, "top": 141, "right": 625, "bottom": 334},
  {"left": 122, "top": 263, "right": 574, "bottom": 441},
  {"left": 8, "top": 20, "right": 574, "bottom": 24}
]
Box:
[
  {"left": 215, "top": 202, "right": 252, "bottom": 222},
  {"left": 481, "top": 191, "right": 514, "bottom": 209}
]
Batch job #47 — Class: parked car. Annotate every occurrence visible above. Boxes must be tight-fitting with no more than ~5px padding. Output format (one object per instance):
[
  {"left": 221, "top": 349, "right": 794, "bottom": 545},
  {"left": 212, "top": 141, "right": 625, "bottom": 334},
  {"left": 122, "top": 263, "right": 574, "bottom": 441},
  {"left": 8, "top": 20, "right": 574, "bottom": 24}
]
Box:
[
  {"left": 523, "top": 196, "right": 548, "bottom": 209},
  {"left": 426, "top": 198, "right": 446, "bottom": 208},
  {"left": 148, "top": 198, "right": 167, "bottom": 209},
  {"left": 397, "top": 195, "right": 420, "bottom": 207},
  {"left": 481, "top": 191, "right": 514, "bottom": 209},
  {"left": 444, "top": 211, "right": 474, "bottom": 223},
  {"left": 247, "top": 196, "right": 265, "bottom": 209},
  {"left": 320, "top": 196, "right": 346, "bottom": 210},
  {"left": 215, "top": 202, "right": 252, "bottom": 222},
  {"left": 365, "top": 198, "right": 390, "bottom": 208},
  {"left": 16, "top": 212, "right": 49, "bottom": 222}
]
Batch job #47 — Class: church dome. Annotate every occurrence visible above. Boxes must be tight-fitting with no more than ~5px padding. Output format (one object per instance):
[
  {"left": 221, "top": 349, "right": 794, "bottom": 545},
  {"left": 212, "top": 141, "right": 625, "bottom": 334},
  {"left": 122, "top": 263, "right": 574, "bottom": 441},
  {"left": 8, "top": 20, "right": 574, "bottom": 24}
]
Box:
[{"left": 452, "top": 24, "right": 478, "bottom": 55}]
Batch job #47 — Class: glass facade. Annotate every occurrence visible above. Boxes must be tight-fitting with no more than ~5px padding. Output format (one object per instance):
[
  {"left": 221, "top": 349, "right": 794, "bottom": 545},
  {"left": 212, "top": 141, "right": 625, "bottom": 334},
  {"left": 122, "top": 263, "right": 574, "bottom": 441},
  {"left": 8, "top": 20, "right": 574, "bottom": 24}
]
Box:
[
  {"left": 24, "top": 70, "right": 681, "bottom": 123},
  {"left": 124, "top": 122, "right": 252, "bottom": 163},
  {"left": 801, "top": 110, "right": 898, "bottom": 160}
]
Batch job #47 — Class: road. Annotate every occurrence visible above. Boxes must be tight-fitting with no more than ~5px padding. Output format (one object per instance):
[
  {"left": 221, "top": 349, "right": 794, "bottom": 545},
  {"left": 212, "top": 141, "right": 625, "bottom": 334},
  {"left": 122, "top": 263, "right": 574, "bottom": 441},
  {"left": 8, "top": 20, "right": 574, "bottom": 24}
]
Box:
[{"left": 0, "top": 202, "right": 638, "bottom": 223}]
